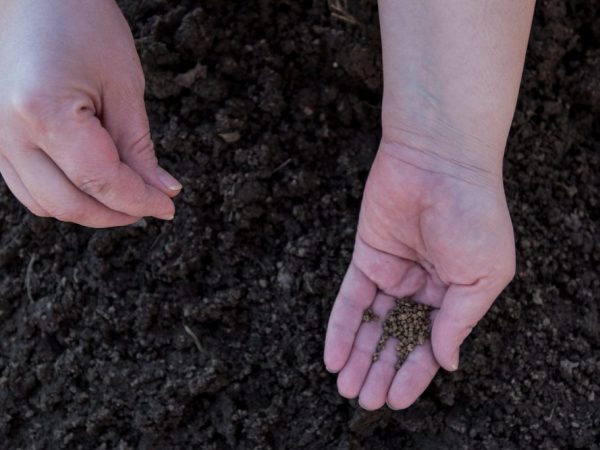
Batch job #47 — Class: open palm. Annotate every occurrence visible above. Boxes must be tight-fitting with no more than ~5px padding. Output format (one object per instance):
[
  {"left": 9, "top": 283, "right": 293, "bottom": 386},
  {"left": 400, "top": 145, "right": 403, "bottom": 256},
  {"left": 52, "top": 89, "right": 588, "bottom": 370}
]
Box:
[{"left": 324, "top": 142, "right": 516, "bottom": 410}]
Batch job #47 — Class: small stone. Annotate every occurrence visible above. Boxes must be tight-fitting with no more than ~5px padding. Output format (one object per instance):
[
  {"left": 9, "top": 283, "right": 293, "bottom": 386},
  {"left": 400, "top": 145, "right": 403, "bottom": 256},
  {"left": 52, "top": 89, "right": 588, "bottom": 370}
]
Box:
[{"left": 218, "top": 131, "right": 242, "bottom": 143}]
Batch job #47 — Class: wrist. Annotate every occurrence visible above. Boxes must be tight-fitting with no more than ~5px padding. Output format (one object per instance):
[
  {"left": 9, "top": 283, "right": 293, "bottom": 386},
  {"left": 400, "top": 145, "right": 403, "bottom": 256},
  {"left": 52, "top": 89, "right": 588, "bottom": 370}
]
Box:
[{"left": 380, "top": 110, "right": 506, "bottom": 188}]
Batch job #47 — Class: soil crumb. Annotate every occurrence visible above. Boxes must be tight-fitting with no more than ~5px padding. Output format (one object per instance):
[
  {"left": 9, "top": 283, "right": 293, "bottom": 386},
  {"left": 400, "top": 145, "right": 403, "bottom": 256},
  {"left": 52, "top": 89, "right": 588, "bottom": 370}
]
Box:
[{"left": 372, "top": 298, "right": 432, "bottom": 370}]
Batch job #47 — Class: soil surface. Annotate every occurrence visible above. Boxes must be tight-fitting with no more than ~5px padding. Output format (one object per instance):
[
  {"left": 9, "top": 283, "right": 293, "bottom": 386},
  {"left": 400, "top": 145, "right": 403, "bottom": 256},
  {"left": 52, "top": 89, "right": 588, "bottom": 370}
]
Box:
[{"left": 1, "top": 0, "right": 599, "bottom": 449}]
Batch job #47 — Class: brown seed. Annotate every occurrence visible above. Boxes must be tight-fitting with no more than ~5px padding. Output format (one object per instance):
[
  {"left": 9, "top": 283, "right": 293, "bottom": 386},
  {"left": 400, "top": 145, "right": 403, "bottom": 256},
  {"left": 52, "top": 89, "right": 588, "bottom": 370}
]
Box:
[
  {"left": 362, "top": 308, "right": 379, "bottom": 323},
  {"left": 370, "top": 297, "right": 432, "bottom": 371}
]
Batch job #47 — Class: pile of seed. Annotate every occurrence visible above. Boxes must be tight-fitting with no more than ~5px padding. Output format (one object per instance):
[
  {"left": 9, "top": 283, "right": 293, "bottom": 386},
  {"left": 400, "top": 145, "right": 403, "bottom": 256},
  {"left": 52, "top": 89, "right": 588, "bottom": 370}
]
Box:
[{"left": 367, "top": 298, "right": 432, "bottom": 370}]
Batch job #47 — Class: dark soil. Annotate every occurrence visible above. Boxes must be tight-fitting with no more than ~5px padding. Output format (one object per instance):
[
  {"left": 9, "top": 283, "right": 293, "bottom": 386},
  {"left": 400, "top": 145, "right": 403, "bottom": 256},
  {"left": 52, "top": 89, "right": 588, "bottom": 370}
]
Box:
[{"left": 1, "top": 0, "right": 599, "bottom": 449}]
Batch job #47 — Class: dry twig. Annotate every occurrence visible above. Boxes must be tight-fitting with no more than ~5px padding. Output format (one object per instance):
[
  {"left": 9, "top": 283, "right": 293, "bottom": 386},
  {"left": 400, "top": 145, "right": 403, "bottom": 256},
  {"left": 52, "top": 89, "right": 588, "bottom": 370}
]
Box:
[
  {"left": 328, "top": 0, "right": 358, "bottom": 25},
  {"left": 183, "top": 324, "right": 203, "bottom": 352},
  {"left": 25, "top": 254, "right": 37, "bottom": 303}
]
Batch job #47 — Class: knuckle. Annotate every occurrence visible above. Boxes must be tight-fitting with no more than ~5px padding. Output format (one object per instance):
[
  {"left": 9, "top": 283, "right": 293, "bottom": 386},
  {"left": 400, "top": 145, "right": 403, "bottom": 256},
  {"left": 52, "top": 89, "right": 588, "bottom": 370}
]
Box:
[
  {"left": 73, "top": 168, "right": 117, "bottom": 199},
  {"left": 78, "top": 176, "right": 112, "bottom": 198},
  {"left": 129, "top": 132, "right": 157, "bottom": 163},
  {"left": 11, "top": 87, "right": 53, "bottom": 126},
  {"left": 11, "top": 85, "right": 91, "bottom": 134}
]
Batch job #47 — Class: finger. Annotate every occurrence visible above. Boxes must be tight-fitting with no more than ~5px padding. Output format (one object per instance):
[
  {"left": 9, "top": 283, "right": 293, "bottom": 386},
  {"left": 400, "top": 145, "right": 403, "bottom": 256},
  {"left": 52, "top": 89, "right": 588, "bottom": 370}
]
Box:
[
  {"left": 358, "top": 335, "right": 397, "bottom": 410},
  {"left": 9, "top": 146, "right": 141, "bottom": 227},
  {"left": 431, "top": 280, "right": 503, "bottom": 371},
  {"left": 336, "top": 293, "right": 395, "bottom": 399},
  {"left": 39, "top": 116, "right": 176, "bottom": 220},
  {"left": 0, "top": 154, "right": 49, "bottom": 217},
  {"left": 101, "top": 84, "right": 182, "bottom": 197},
  {"left": 354, "top": 235, "right": 426, "bottom": 298},
  {"left": 324, "top": 262, "right": 377, "bottom": 373},
  {"left": 386, "top": 340, "right": 439, "bottom": 410}
]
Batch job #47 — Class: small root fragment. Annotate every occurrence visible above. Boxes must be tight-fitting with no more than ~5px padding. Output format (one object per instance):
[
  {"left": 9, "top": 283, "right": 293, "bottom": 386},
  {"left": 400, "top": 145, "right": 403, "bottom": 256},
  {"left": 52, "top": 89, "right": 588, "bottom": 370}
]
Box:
[
  {"left": 25, "top": 254, "right": 37, "bottom": 303},
  {"left": 183, "top": 324, "right": 203, "bottom": 353}
]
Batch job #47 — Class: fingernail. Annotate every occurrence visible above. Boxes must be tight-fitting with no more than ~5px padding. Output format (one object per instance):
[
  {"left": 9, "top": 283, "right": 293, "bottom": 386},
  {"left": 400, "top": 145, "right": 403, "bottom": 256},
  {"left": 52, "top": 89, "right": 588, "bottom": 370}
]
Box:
[
  {"left": 156, "top": 167, "right": 182, "bottom": 191},
  {"left": 158, "top": 213, "right": 175, "bottom": 221},
  {"left": 450, "top": 351, "right": 459, "bottom": 371}
]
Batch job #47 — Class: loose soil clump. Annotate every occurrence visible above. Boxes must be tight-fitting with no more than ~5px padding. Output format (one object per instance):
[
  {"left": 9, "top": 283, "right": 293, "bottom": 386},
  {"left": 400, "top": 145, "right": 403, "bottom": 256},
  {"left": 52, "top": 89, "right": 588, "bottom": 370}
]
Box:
[{"left": 372, "top": 299, "right": 432, "bottom": 370}]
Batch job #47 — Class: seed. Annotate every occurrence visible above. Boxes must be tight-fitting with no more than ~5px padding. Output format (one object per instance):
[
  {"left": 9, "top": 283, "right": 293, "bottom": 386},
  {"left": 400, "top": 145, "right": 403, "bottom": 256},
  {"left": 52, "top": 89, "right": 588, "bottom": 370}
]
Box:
[
  {"left": 365, "top": 297, "right": 432, "bottom": 371},
  {"left": 362, "top": 308, "right": 379, "bottom": 323}
]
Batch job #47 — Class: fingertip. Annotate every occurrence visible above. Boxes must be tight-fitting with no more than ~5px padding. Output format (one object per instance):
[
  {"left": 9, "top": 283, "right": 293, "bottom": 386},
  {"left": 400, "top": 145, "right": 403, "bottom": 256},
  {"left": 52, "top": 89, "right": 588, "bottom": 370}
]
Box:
[
  {"left": 156, "top": 166, "right": 183, "bottom": 193},
  {"left": 78, "top": 213, "right": 142, "bottom": 229},
  {"left": 150, "top": 189, "right": 176, "bottom": 220},
  {"left": 155, "top": 208, "right": 175, "bottom": 221},
  {"left": 109, "top": 218, "right": 144, "bottom": 228},
  {"left": 449, "top": 350, "right": 460, "bottom": 371},
  {"left": 167, "top": 188, "right": 182, "bottom": 199},
  {"left": 323, "top": 354, "right": 340, "bottom": 373},
  {"left": 431, "top": 314, "right": 464, "bottom": 371},
  {"left": 358, "top": 393, "right": 384, "bottom": 411},
  {"left": 337, "top": 374, "right": 359, "bottom": 399},
  {"left": 156, "top": 204, "right": 175, "bottom": 221},
  {"left": 386, "top": 400, "right": 404, "bottom": 411},
  {"left": 323, "top": 351, "right": 344, "bottom": 374},
  {"left": 430, "top": 314, "right": 459, "bottom": 371},
  {"left": 433, "top": 346, "right": 459, "bottom": 372}
]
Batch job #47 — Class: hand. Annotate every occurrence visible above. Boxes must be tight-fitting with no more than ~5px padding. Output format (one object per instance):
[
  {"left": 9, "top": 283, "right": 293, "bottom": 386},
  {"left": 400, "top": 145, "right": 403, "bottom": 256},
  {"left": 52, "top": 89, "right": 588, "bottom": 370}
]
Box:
[
  {"left": 324, "top": 141, "right": 516, "bottom": 410},
  {"left": 0, "top": 0, "right": 181, "bottom": 227}
]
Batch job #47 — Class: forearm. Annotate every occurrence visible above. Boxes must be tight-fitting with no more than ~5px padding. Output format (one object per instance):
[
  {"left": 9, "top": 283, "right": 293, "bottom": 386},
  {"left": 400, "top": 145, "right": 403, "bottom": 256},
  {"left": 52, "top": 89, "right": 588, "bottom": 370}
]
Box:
[{"left": 378, "top": 0, "right": 535, "bottom": 179}]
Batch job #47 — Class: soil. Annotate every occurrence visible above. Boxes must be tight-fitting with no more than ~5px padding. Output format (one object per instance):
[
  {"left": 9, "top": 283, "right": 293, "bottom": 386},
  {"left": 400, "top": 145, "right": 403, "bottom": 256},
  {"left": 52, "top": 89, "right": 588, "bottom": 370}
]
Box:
[{"left": 0, "top": 0, "right": 598, "bottom": 449}]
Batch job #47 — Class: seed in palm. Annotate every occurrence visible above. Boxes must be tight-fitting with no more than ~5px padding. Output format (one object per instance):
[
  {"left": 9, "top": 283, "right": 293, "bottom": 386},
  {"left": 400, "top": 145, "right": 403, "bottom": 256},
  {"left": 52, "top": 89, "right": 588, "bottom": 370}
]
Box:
[{"left": 369, "top": 298, "right": 432, "bottom": 370}]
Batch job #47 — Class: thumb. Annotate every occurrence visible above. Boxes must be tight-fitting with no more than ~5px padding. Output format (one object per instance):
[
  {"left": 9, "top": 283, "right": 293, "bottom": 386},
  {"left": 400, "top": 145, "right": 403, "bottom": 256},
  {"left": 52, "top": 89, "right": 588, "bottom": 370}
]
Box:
[
  {"left": 431, "top": 279, "right": 505, "bottom": 371},
  {"left": 101, "top": 79, "right": 182, "bottom": 197}
]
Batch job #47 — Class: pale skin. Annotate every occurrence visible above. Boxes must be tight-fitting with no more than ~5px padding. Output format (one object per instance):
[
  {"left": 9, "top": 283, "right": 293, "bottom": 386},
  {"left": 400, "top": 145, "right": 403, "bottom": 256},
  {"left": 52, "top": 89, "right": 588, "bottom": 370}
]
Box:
[
  {"left": 0, "top": 0, "right": 535, "bottom": 408},
  {"left": 324, "top": 0, "right": 535, "bottom": 409},
  {"left": 0, "top": 0, "right": 181, "bottom": 227}
]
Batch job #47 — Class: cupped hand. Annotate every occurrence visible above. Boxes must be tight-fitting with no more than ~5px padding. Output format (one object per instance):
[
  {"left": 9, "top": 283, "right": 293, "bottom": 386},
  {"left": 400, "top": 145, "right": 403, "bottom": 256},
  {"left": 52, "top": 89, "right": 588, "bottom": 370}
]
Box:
[
  {"left": 324, "top": 141, "right": 516, "bottom": 410},
  {"left": 0, "top": 0, "right": 181, "bottom": 227}
]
